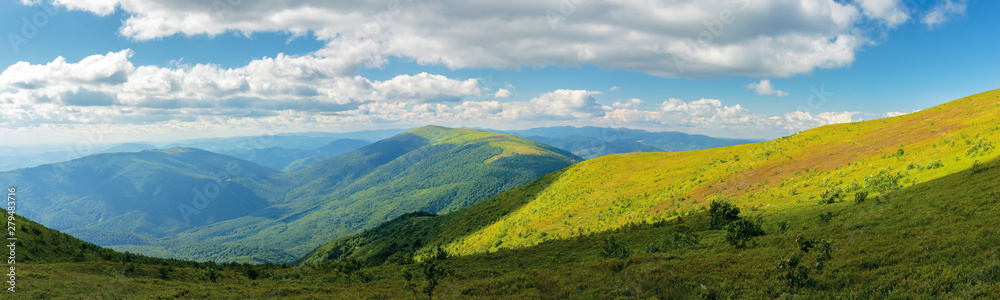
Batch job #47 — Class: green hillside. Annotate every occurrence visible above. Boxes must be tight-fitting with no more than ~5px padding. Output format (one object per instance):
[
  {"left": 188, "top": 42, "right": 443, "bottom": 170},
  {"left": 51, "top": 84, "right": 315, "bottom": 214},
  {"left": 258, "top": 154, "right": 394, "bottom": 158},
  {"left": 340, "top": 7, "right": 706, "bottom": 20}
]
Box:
[
  {"left": 179, "top": 126, "right": 582, "bottom": 257},
  {"left": 299, "top": 89, "right": 1000, "bottom": 266},
  {"left": 14, "top": 154, "right": 1000, "bottom": 298},
  {"left": 223, "top": 138, "right": 371, "bottom": 172},
  {"left": 526, "top": 135, "right": 665, "bottom": 159},
  {"left": 4, "top": 127, "right": 581, "bottom": 263}
]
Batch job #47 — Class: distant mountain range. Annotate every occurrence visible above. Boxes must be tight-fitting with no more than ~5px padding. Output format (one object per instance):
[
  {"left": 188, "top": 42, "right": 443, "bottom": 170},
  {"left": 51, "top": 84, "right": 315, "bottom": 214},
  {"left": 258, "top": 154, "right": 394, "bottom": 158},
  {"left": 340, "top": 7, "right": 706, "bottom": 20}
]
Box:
[
  {"left": 496, "top": 126, "right": 763, "bottom": 159},
  {"left": 4, "top": 126, "right": 580, "bottom": 263},
  {"left": 222, "top": 138, "right": 372, "bottom": 172}
]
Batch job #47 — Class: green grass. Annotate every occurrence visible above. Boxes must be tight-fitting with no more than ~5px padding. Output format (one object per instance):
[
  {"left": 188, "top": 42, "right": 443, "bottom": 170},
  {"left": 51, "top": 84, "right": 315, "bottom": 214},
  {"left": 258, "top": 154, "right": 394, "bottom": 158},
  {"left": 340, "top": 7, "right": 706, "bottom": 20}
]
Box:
[
  {"left": 302, "top": 89, "right": 999, "bottom": 263},
  {"left": 11, "top": 157, "right": 1000, "bottom": 298}
]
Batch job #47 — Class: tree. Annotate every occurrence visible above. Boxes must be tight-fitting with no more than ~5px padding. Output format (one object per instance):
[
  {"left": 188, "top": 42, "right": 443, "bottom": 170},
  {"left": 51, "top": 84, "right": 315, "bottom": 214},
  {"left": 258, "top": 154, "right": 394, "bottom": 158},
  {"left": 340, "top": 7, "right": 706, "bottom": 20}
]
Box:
[
  {"left": 725, "top": 218, "right": 765, "bottom": 248},
  {"left": 421, "top": 260, "right": 450, "bottom": 299},
  {"left": 601, "top": 236, "right": 631, "bottom": 259},
  {"left": 776, "top": 235, "right": 833, "bottom": 289},
  {"left": 709, "top": 200, "right": 741, "bottom": 229}
]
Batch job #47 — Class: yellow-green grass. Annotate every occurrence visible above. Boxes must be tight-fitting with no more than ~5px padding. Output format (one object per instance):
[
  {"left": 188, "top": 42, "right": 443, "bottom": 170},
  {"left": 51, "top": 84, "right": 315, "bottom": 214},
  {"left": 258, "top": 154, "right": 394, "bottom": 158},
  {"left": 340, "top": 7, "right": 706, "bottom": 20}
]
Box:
[
  {"left": 14, "top": 157, "right": 1000, "bottom": 298},
  {"left": 439, "top": 89, "right": 1000, "bottom": 256}
]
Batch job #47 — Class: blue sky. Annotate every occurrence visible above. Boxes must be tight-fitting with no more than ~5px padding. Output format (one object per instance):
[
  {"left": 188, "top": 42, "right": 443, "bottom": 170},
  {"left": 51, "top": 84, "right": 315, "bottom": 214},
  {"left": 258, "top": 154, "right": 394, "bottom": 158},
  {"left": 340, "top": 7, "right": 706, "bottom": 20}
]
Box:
[{"left": 1, "top": 0, "right": 997, "bottom": 145}]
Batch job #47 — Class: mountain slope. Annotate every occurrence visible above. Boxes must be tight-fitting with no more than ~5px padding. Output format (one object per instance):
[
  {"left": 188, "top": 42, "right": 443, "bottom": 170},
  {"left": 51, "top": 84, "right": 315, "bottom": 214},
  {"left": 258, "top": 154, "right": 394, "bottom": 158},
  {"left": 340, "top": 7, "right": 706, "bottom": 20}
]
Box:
[
  {"left": 0, "top": 147, "right": 298, "bottom": 263},
  {"left": 300, "top": 89, "right": 1000, "bottom": 264},
  {"left": 180, "top": 126, "right": 582, "bottom": 257},
  {"left": 526, "top": 135, "right": 664, "bottom": 159},
  {"left": 222, "top": 138, "right": 371, "bottom": 171},
  {"left": 500, "top": 126, "right": 762, "bottom": 157}
]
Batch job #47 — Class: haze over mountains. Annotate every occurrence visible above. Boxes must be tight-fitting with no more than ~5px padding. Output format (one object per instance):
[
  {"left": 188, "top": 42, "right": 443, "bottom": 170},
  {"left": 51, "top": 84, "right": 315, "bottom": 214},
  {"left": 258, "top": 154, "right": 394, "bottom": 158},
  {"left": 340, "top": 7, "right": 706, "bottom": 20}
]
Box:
[
  {"left": 497, "top": 126, "right": 763, "bottom": 159},
  {"left": 3, "top": 126, "right": 582, "bottom": 262}
]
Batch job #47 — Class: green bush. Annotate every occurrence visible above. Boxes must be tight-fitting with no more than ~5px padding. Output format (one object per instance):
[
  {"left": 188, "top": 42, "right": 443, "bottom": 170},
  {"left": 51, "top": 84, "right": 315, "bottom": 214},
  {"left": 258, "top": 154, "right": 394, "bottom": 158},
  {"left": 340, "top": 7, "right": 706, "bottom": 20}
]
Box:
[
  {"left": 818, "top": 212, "right": 834, "bottom": 224},
  {"left": 725, "top": 218, "right": 765, "bottom": 248},
  {"left": 854, "top": 191, "right": 868, "bottom": 204},
  {"left": 602, "top": 236, "right": 631, "bottom": 259},
  {"left": 820, "top": 186, "right": 844, "bottom": 204},
  {"left": 865, "top": 169, "right": 902, "bottom": 193},
  {"left": 709, "top": 200, "right": 741, "bottom": 229},
  {"left": 777, "top": 236, "right": 834, "bottom": 289}
]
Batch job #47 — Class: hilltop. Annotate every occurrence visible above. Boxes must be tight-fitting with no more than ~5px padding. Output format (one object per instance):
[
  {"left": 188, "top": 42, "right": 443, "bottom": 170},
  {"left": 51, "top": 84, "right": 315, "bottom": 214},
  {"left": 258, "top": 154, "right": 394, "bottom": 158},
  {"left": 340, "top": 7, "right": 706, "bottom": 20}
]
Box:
[
  {"left": 3, "top": 127, "right": 581, "bottom": 263},
  {"left": 300, "top": 89, "right": 1000, "bottom": 264}
]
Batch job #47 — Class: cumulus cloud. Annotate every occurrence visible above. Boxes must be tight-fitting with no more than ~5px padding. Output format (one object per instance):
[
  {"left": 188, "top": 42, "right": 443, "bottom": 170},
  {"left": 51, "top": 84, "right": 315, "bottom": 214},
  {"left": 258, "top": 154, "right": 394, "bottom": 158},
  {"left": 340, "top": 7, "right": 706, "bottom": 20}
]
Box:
[
  {"left": 29, "top": 0, "right": 949, "bottom": 79},
  {"left": 493, "top": 88, "right": 513, "bottom": 98},
  {"left": 609, "top": 86, "right": 619, "bottom": 92},
  {"left": 612, "top": 98, "right": 642, "bottom": 110},
  {"left": 0, "top": 49, "right": 485, "bottom": 127},
  {"left": 922, "top": 0, "right": 967, "bottom": 29},
  {"left": 745, "top": 79, "right": 788, "bottom": 97},
  {"left": 856, "top": 0, "right": 910, "bottom": 27},
  {"left": 372, "top": 72, "right": 481, "bottom": 103},
  {"left": 502, "top": 90, "right": 607, "bottom": 120},
  {"left": 781, "top": 111, "right": 856, "bottom": 131}
]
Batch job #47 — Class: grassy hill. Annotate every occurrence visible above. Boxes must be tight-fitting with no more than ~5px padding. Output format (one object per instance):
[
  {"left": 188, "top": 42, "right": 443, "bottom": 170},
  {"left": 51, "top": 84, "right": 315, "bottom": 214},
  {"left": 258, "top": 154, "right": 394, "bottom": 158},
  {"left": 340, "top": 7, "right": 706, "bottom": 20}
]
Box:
[
  {"left": 179, "top": 126, "right": 582, "bottom": 257},
  {"left": 5, "top": 127, "right": 581, "bottom": 263},
  {"left": 300, "top": 89, "right": 1000, "bottom": 265},
  {"left": 501, "top": 126, "right": 762, "bottom": 158},
  {"left": 526, "top": 135, "right": 665, "bottom": 159},
  {"left": 15, "top": 153, "right": 1000, "bottom": 298}
]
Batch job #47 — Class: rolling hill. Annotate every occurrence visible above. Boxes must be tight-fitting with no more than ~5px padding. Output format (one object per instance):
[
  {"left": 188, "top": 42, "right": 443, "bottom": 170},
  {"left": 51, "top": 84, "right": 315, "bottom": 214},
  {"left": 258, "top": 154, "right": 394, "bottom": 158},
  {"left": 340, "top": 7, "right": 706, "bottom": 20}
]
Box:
[
  {"left": 178, "top": 126, "right": 582, "bottom": 257},
  {"left": 4, "top": 126, "right": 581, "bottom": 263},
  {"left": 299, "top": 89, "right": 1000, "bottom": 265},
  {"left": 499, "top": 126, "right": 762, "bottom": 158}
]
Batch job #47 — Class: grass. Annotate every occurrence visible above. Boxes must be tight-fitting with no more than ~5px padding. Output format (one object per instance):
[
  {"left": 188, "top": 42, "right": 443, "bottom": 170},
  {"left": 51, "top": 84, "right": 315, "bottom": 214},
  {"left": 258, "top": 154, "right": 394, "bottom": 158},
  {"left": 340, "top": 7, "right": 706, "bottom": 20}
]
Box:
[
  {"left": 11, "top": 157, "right": 1000, "bottom": 298},
  {"left": 364, "top": 89, "right": 1000, "bottom": 259}
]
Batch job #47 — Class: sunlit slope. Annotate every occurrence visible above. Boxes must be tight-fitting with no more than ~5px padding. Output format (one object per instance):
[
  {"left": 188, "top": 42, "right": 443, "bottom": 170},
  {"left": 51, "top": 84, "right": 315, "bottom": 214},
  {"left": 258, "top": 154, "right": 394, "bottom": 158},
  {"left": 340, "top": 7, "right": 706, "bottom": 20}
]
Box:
[
  {"left": 445, "top": 90, "right": 999, "bottom": 255},
  {"left": 302, "top": 89, "right": 999, "bottom": 263},
  {"left": 182, "top": 126, "right": 582, "bottom": 257}
]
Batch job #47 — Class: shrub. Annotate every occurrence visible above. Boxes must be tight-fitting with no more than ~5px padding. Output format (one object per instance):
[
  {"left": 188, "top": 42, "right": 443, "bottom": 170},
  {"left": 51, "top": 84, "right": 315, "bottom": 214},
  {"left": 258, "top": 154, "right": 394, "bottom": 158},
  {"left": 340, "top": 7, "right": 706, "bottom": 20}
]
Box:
[
  {"left": 245, "top": 268, "right": 259, "bottom": 280},
  {"left": 818, "top": 212, "right": 834, "bottom": 224},
  {"left": 709, "top": 200, "right": 741, "bottom": 229},
  {"left": 777, "top": 236, "right": 834, "bottom": 289},
  {"left": 725, "top": 218, "right": 765, "bottom": 248},
  {"left": 820, "top": 186, "right": 844, "bottom": 204},
  {"left": 602, "top": 236, "right": 631, "bottom": 259},
  {"left": 157, "top": 266, "right": 171, "bottom": 280},
  {"left": 854, "top": 191, "right": 868, "bottom": 204},
  {"left": 421, "top": 260, "right": 451, "bottom": 299},
  {"left": 925, "top": 160, "right": 944, "bottom": 170},
  {"left": 865, "top": 169, "right": 902, "bottom": 193}
]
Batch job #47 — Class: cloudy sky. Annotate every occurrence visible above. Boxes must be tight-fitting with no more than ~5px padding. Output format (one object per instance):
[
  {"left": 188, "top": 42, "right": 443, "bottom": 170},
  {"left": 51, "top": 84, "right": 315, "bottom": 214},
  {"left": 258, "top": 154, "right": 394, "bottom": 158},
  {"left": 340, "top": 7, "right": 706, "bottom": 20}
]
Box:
[{"left": 1, "top": 0, "right": 997, "bottom": 145}]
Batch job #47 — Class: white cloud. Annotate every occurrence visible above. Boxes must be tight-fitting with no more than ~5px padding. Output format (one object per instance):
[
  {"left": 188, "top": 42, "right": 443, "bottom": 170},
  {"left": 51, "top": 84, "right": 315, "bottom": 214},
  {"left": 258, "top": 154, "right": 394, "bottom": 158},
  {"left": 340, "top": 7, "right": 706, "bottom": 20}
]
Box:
[
  {"left": 612, "top": 98, "right": 642, "bottom": 110},
  {"left": 609, "top": 86, "right": 620, "bottom": 92},
  {"left": 34, "top": 0, "right": 944, "bottom": 79},
  {"left": 922, "top": 0, "right": 967, "bottom": 29},
  {"left": 0, "top": 49, "right": 485, "bottom": 127},
  {"left": 493, "top": 88, "right": 513, "bottom": 98},
  {"left": 372, "top": 72, "right": 481, "bottom": 103},
  {"left": 501, "top": 89, "right": 607, "bottom": 120},
  {"left": 855, "top": 0, "right": 910, "bottom": 27},
  {"left": 745, "top": 79, "right": 788, "bottom": 97},
  {"left": 781, "top": 111, "right": 856, "bottom": 131}
]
